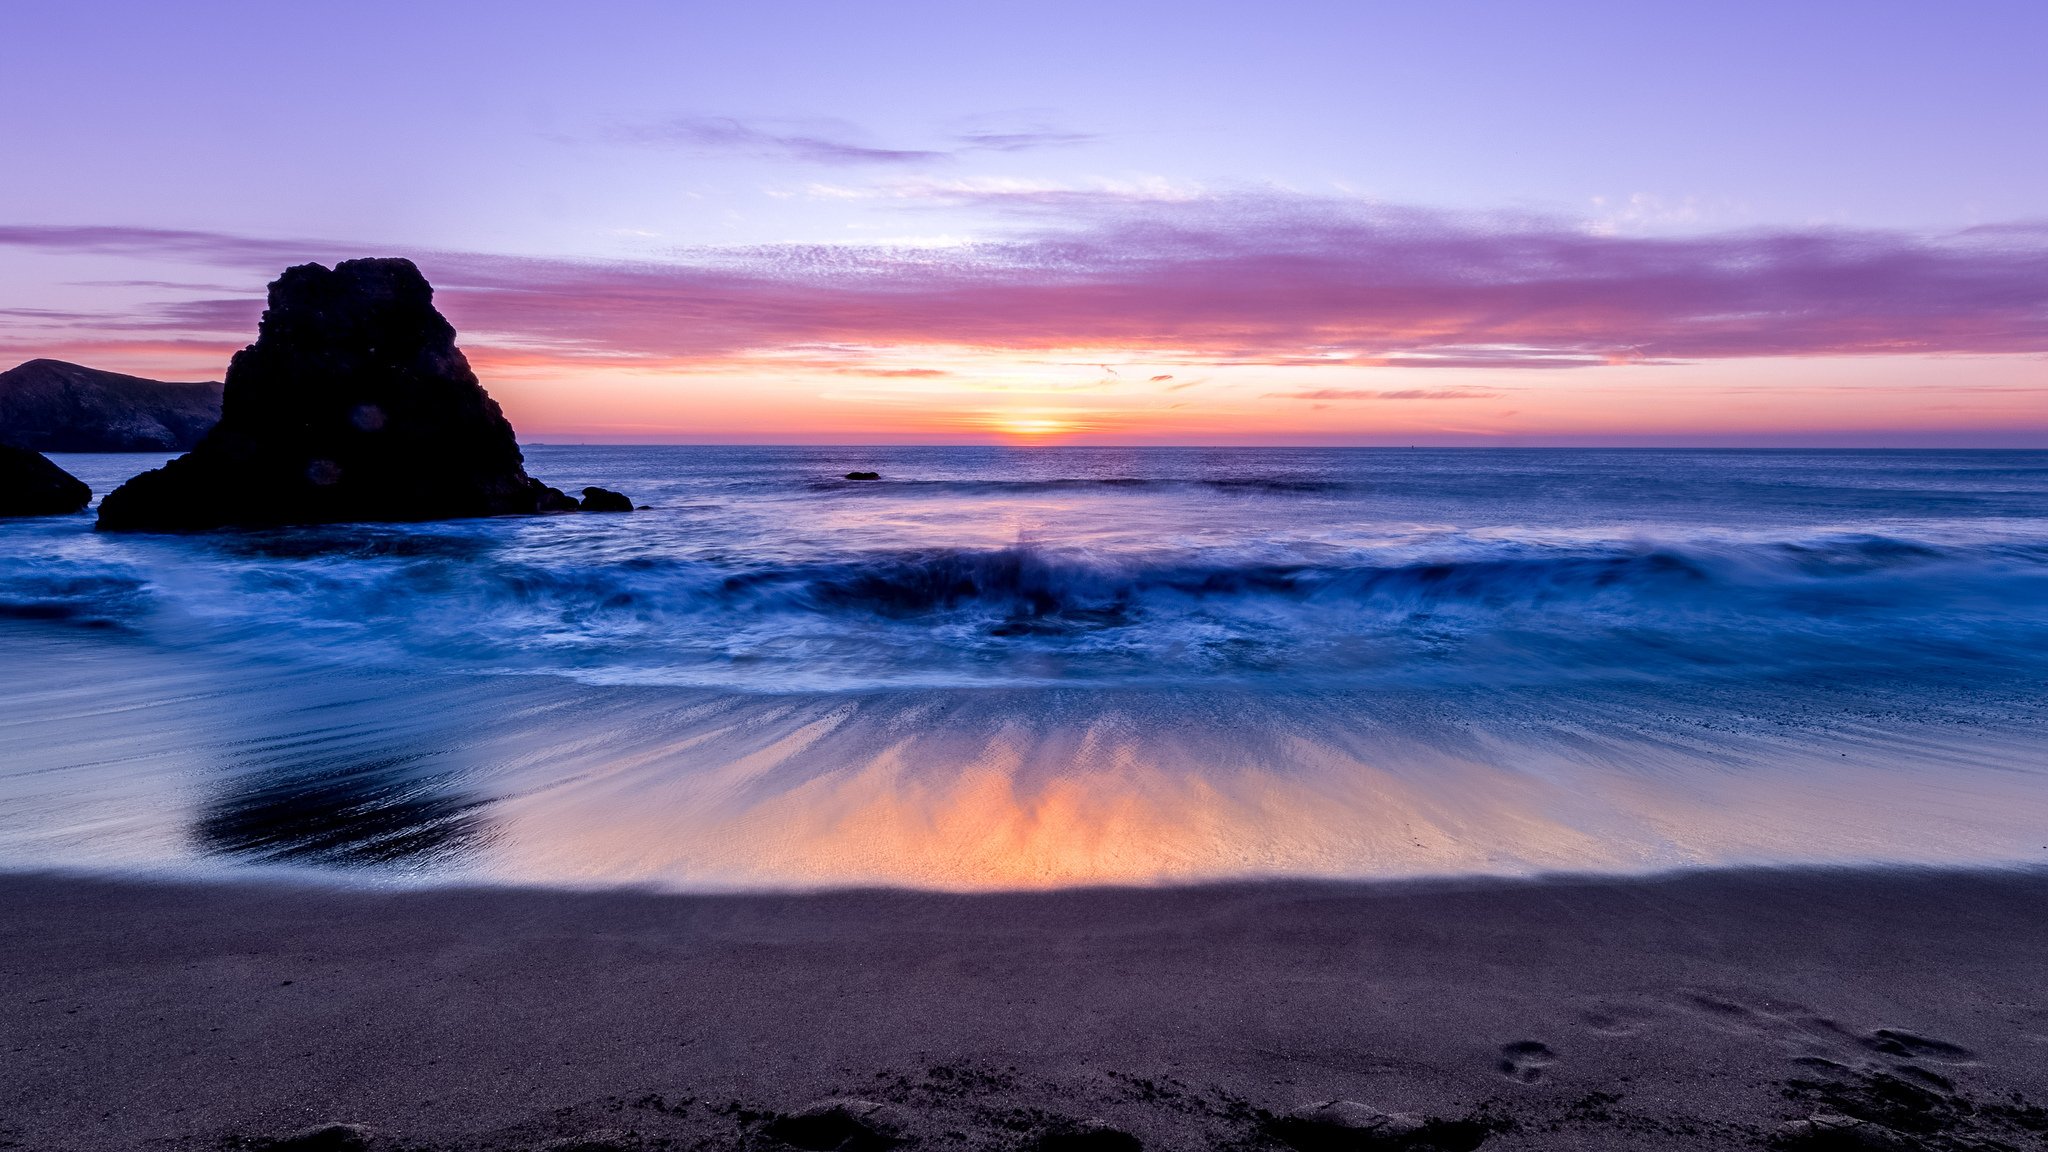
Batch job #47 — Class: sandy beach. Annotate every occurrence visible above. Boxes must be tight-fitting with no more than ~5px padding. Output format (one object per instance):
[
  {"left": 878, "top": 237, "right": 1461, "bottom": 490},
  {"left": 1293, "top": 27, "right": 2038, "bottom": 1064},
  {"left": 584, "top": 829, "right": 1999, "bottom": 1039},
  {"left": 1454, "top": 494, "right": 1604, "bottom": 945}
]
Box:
[
  {"left": 5, "top": 866, "right": 2047, "bottom": 1150},
  {"left": 7, "top": 2, "right": 2048, "bottom": 1147}
]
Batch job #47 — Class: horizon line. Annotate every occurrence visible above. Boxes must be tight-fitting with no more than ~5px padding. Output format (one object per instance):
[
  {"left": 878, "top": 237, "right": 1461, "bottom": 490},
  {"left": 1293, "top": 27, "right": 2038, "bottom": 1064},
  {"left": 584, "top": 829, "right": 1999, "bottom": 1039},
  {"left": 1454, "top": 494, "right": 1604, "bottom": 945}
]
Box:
[{"left": 505, "top": 440, "right": 2048, "bottom": 451}]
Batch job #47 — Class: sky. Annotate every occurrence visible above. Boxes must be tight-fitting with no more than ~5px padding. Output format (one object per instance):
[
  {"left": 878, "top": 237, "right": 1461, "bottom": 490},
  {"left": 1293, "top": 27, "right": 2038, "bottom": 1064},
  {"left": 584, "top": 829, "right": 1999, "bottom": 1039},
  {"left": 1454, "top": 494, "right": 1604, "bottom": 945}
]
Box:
[{"left": 2, "top": 0, "right": 2045, "bottom": 445}]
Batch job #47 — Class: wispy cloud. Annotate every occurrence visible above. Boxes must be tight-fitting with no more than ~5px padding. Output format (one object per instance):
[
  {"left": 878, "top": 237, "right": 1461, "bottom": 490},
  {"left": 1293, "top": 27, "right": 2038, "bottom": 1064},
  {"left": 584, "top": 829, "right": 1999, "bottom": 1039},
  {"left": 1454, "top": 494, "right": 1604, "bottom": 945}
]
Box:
[
  {"left": 5, "top": 194, "right": 2048, "bottom": 374},
  {"left": 623, "top": 116, "right": 947, "bottom": 165},
  {"left": 0, "top": 224, "right": 305, "bottom": 265},
  {"left": 0, "top": 291, "right": 261, "bottom": 334},
  {"left": 800, "top": 175, "right": 1201, "bottom": 206},
  {"left": 1266, "top": 388, "right": 1503, "bottom": 401},
  {"left": 616, "top": 115, "right": 1095, "bottom": 166},
  {"left": 834, "top": 367, "right": 951, "bottom": 378},
  {"left": 951, "top": 128, "right": 1097, "bottom": 152}
]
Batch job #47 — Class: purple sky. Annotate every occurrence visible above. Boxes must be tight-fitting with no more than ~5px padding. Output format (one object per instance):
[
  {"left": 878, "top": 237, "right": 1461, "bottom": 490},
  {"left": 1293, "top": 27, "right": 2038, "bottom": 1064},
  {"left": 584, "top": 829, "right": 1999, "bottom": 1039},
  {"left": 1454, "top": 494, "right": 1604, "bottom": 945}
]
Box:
[{"left": 2, "top": 1, "right": 2045, "bottom": 444}]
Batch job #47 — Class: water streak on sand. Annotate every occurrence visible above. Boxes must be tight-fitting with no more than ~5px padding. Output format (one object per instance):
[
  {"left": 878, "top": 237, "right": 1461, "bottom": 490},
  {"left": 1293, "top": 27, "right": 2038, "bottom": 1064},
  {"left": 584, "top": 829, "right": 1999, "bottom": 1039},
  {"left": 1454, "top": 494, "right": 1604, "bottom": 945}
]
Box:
[{"left": 2, "top": 447, "right": 2046, "bottom": 888}]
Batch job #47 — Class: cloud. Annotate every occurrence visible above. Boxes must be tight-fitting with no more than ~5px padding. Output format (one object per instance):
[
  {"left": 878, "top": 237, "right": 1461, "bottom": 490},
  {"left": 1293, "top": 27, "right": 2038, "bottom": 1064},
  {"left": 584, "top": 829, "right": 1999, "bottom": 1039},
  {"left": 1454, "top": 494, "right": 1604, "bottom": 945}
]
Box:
[
  {"left": 5, "top": 193, "right": 2048, "bottom": 375},
  {"left": 0, "top": 224, "right": 305, "bottom": 266},
  {"left": 617, "top": 116, "right": 1093, "bottom": 166},
  {"left": 951, "top": 129, "right": 1096, "bottom": 152},
  {"left": 834, "top": 367, "right": 951, "bottom": 377},
  {"left": 622, "top": 116, "right": 947, "bottom": 165},
  {"left": 1265, "top": 388, "right": 1503, "bottom": 401},
  {"left": 0, "top": 293, "right": 260, "bottom": 334},
  {"left": 808, "top": 175, "right": 1200, "bottom": 207}
]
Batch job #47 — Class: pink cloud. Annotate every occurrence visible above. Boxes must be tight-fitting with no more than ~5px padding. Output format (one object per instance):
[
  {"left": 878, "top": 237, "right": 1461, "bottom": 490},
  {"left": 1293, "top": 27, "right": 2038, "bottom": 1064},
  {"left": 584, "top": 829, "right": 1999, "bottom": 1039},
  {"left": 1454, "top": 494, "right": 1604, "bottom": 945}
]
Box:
[
  {"left": 4, "top": 197, "right": 2048, "bottom": 374},
  {"left": 833, "top": 367, "right": 951, "bottom": 377},
  {"left": 1266, "top": 388, "right": 1502, "bottom": 401}
]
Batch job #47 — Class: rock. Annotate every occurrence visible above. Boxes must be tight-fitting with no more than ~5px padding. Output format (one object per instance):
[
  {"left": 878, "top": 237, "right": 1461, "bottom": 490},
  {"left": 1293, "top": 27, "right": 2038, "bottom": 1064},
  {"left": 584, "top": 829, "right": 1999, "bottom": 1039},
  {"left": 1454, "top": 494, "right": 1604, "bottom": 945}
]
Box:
[
  {"left": 762, "top": 1098, "right": 906, "bottom": 1151},
  {"left": 0, "top": 445, "right": 92, "bottom": 516},
  {"left": 0, "top": 359, "right": 222, "bottom": 452},
  {"left": 540, "top": 1133, "right": 638, "bottom": 1152},
  {"left": 537, "top": 485, "right": 583, "bottom": 513},
  {"left": 1777, "top": 1111, "right": 1918, "bottom": 1151},
  {"left": 1033, "top": 1121, "right": 1144, "bottom": 1152},
  {"left": 1267, "top": 1101, "right": 1428, "bottom": 1150},
  {"left": 256, "top": 1122, "right": 372, "bottom": 1152},
  {"left": 96, "top": 258, "right": 613, "bottom": 532},
  {"left": 578, "top": 486, "right": 633, "bottom": 512},
  {"left": 844, "top": 471, "right": 880, "bottom": 481}
]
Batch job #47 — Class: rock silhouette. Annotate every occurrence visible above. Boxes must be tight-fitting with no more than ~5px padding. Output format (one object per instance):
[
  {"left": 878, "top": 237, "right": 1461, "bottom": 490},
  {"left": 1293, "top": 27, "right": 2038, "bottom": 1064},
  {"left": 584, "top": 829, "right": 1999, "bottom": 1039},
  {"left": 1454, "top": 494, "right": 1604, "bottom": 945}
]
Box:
[
  {"left": 578, "top": 486, "right": 633, "bottom": 512},
  {"left": 0, "top": 445, "right": 92, "bottom": 516},
  {"left": 97, "top": 259, "right": 623, "bottom": 531},
  {"left": 0, "top": 359, "right": 222, "bottom": 453}
]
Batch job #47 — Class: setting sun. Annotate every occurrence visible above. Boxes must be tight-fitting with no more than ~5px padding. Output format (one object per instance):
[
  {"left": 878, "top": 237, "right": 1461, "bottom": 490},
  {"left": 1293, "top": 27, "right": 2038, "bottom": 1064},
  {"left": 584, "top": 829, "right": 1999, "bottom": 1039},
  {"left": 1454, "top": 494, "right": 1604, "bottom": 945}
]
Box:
[{"left": 994, "top": 414, "right": 1069, "bottom": 438}]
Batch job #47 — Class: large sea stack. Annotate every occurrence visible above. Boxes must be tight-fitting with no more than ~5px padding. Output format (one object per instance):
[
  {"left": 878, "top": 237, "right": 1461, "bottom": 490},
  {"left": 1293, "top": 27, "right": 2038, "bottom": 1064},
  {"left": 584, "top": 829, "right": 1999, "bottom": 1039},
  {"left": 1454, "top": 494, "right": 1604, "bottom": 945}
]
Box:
[
  {"left": 0, "top": 445, "right": 92, "bottom": 517},
  {"left": 0, "top": 359, "right": 223, "bottom": 453},
  {"left": 97, "top": 258, "right": 618, "bottom": 531}
]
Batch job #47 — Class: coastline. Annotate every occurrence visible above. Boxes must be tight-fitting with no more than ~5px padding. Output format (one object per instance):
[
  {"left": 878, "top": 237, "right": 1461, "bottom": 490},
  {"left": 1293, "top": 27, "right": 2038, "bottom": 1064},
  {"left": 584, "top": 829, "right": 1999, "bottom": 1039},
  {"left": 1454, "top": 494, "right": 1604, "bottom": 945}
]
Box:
[
  {"left": 6, "top": 866, "right": 2048, "bottom": 1150},
  {"left": 8, "top": 610, "right": 2048, "bottom": 892}
]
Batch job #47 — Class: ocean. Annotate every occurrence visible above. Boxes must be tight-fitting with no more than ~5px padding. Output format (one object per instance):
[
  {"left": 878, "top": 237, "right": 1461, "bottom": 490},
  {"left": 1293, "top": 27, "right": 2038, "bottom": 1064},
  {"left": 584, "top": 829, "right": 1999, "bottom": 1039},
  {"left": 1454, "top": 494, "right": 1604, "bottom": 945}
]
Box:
[{"left": 4, "top": 445, "right": 2046, "bottom": 888}]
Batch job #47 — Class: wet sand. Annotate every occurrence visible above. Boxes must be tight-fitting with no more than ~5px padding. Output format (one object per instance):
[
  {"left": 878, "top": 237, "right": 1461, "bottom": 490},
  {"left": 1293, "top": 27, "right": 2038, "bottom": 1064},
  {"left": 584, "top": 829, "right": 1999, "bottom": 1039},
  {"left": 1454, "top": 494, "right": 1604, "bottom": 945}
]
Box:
[
  {"left": 4, "top": 868, "right": 2048, "bottom": 1150},
  {"left": 10, "top": 617, "right": 2048, "bottom": 891}
]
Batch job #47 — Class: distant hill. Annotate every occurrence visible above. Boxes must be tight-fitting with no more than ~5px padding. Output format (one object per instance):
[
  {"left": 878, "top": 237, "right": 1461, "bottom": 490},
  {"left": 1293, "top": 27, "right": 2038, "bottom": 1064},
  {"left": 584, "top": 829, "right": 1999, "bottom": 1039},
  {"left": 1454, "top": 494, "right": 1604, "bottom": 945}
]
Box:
[{"left": 0, "top": 359, "right": 223, "bottom": 452}]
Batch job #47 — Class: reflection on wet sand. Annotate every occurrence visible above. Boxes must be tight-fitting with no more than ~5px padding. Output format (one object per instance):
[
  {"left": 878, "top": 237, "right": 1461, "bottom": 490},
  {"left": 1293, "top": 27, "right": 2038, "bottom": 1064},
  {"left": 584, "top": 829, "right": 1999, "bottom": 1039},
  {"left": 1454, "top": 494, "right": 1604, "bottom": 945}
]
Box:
[
  {"left": 478, "top": 689, "right": 2048, "bottom": 888},
  {"left": 4, "top": 624, "right": 2048, "bottom": 890},
  {"left": 194, "top": 747, "right": 488, "bottom": 866}
]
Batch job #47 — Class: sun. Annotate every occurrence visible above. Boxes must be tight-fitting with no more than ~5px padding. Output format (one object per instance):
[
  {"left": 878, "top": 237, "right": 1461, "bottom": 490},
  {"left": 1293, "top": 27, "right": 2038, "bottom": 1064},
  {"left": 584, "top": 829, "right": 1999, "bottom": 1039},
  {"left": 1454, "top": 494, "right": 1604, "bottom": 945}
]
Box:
[{"left": 996, "top": 415, "right": 1069, "bottom": 438}]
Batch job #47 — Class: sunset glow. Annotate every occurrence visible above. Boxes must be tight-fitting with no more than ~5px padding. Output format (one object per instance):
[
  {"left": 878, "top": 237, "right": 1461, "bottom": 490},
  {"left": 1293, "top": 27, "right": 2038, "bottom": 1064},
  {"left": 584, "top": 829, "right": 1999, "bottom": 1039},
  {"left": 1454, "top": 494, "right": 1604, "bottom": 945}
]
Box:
[
  {"left": 9, "top": 9, "right": 2048, "bottom": 1149},
  {"left": 2, "top": 5, "right": 2045, "bottom": 446},
  {"left": 991, "top": 414, "right": 1072, "bottom": 439}
]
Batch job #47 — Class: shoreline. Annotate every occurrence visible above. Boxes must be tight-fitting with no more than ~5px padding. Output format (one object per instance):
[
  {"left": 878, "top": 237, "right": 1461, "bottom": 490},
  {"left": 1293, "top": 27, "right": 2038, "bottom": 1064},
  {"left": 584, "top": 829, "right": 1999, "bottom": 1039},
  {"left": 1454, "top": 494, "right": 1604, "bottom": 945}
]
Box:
[
  {"left": 6, "top": 865, "right": 2048, "bottom": 1150},
  {"left": 8, "top": 612, "right": 2047, "bottom": 892}
]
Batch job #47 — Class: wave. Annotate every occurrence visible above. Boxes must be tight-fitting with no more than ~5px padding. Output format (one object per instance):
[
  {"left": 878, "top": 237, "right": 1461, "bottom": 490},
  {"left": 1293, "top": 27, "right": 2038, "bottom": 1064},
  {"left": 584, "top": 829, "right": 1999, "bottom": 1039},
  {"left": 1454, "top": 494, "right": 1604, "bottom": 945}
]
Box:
[
  {"left": 720, "top": 545, "right": 1712, "bottom": 618},
  {"left": 706, "top": 532, "right": 2048, "bottom": 617},
  {"left": 6, "top": 524, "right": 2046, "bottom": 691},
  {"left": 0, "top": 563, "right": 150, "bottom": 627}
]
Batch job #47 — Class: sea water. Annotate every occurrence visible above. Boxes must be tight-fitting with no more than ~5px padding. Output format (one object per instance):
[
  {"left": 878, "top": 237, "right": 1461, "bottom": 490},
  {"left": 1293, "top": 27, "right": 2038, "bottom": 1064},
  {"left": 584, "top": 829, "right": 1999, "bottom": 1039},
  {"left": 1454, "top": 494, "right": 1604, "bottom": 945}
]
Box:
[{"left": 3, "top": 446, "right": 2045, "bottom": 888}]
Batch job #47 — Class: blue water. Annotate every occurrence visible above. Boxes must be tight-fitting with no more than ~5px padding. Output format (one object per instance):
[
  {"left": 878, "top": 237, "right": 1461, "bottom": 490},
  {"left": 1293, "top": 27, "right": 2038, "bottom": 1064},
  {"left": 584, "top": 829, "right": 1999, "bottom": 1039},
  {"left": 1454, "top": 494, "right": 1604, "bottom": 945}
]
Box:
[
  {"left": 12, "top": 446, "right": 2048, "bottom": 694},
  {"left": 3, "top": 447, "right": 2047, "bottom": 888}
]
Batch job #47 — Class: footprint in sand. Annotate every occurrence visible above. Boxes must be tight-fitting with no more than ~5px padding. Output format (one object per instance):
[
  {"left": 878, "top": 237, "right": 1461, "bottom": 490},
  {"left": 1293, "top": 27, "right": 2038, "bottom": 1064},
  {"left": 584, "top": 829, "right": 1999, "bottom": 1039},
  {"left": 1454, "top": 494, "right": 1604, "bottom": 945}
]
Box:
[
  {"left": 1498, "top": 1040, "right": 1557, "bottom": 1083},
  {"left": 1578, "top": 1006, "right": 1651, "bottom": 1037}
]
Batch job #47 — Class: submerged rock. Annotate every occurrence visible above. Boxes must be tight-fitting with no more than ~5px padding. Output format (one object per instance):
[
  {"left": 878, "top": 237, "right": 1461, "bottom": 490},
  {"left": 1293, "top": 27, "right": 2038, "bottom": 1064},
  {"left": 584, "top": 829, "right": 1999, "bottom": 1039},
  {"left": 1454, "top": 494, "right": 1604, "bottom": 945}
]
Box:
[
  {"left": 1032, "top": 1121, "right": 1144, "bottom": 1152},
  {"left": 1268, "top": 1101, "right": 1427, "bottom": 1150},
  {"left": 97, "top": 258, "right": 622, "bottom": 531},
  {"left": 0, "top": 445, "right": 92, "bottom": 516},
  {"left": 845, "top": 471, "right": 880, "bottom": 481},
  {"left": 1777, "top": 1111, "right": 1918, "bottom": 1150},
  {"left": 763, "top": 1099, "right": 907, "bottom": 1152},
  {"left": 578, "top": 486, "right": 633, "bottom": 512},
  {"left": 252, "top": 1122, "right": 372, "bottom": 1152},
  {"left": 0, "top": 358, "right": 222, "bottom": 452}
]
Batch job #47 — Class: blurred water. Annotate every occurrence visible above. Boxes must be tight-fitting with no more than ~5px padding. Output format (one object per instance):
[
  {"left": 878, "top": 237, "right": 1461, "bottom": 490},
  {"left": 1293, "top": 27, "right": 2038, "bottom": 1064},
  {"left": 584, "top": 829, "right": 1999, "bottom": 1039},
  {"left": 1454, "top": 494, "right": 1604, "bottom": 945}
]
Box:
[
  {"left": 14, "top": 446, "right": 2048, "bottom": 693},
  {"left": 2, "top": 446, "right": 2045, "bottom": 888}
]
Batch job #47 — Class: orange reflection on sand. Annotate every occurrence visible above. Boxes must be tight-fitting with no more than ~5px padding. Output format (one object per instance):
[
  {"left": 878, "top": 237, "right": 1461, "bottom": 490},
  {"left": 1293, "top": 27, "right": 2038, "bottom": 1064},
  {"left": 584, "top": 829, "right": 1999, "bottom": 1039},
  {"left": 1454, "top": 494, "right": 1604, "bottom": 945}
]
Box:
[
  {"left": 481, "top": 701, "right": 1642, "bottom": 890},
  {"left": 465, "top": 688, "right": 2048, "bottom": 892}
]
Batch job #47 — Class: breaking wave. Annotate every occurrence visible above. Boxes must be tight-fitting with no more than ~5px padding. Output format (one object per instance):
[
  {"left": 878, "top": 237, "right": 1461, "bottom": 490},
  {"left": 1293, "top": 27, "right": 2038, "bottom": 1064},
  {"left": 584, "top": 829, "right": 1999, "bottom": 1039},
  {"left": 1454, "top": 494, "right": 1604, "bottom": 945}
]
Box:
[{"left": 5, "top": 521, "right": 2046, "bottom": 692}]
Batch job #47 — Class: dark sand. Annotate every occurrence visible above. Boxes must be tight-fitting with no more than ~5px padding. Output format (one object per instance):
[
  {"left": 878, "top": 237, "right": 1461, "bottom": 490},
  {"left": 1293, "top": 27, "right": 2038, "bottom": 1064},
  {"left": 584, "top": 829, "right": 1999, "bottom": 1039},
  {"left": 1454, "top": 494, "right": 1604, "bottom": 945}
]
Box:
[{"left": 4, "top": 869, "right": 2048, "bottom": 1151}]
